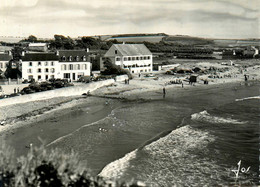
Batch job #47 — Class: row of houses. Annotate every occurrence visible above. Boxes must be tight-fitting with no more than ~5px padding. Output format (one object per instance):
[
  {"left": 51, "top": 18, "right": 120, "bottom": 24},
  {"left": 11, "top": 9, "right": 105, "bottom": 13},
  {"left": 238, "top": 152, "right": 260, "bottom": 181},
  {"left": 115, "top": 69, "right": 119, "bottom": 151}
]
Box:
[{"left": 0, "top": 43, "right": 153, "bottom": 81}]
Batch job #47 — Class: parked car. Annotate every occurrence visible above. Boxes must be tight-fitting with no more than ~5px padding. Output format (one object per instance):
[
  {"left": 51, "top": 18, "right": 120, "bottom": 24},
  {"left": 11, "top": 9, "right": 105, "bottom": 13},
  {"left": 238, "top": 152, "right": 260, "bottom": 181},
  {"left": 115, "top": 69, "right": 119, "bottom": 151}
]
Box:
[{"left": 21, "top": 87, "right": 35, "bottom": 94}]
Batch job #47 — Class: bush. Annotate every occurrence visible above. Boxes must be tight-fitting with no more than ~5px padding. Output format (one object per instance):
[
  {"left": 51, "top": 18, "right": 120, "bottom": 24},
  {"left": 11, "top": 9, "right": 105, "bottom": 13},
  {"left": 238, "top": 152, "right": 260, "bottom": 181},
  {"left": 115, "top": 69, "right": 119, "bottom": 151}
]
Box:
[{"left": 0, "top": 143, "right": 146, "bottom": 187}]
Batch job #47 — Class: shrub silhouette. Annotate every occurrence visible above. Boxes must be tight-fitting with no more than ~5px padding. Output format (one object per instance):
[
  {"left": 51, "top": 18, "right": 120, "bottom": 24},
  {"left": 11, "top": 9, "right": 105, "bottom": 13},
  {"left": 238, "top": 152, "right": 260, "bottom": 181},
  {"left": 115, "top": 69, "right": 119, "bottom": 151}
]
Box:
[{"left": 0, "top": 142, "right": 146, "bottom": 187}]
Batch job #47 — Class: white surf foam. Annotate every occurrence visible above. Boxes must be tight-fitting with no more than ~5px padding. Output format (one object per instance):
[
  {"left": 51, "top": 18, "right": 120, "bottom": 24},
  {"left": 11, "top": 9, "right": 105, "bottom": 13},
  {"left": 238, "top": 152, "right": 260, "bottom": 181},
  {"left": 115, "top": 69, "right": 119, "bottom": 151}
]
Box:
[
  {"left": 98, "top": 125, "right": 220, "bottom": 186},
  {"left": 191, "top": 110, "right": 246, "bottom": 124},
  {"left": 235, "top": 95, "right": 260, "bottom": 101},
  {"left": 99, "top": 149, "right": 137, "bottom": 179}
]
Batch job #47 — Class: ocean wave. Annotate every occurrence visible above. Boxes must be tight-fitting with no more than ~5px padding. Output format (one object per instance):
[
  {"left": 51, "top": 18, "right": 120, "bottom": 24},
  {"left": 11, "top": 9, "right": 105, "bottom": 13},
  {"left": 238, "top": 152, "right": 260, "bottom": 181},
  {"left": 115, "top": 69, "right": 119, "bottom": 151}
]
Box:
[
  {"left": 191, "top": 110, "right": 246, "bottom": 124},
  {"left": 99, "top": 149, "right": 137, "bottom": 179},
  {"left": 99, "top": 125, "right": 223, "bottom": 186},
  {"left": 235, "top": 95, "right": 260, "bottom": 101}
]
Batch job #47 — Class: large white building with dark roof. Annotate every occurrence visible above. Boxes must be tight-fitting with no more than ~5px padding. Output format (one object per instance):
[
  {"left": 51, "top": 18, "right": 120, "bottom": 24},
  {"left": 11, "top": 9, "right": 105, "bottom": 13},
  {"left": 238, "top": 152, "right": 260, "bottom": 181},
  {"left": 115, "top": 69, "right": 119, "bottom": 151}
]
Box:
[
  {"left": 58, "top": 50, "right": 91, "bottom": 81},
  {"left": 103, "top": 44, "right": 153, "bottom": 74},
  {"left": 21, "top": 52, "right": 60, "bottom": 81},
  {"left": 21, "top": 50, "right": 91, "bottom": 81}
]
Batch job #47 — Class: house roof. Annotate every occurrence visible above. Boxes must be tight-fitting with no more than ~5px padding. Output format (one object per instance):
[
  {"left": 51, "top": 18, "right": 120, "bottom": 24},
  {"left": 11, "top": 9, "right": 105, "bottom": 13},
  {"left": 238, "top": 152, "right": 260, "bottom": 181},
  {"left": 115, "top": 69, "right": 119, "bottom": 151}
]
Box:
[
  {"left": 58, "top": 50, "right": 89, "bottom": 62},
  {"left": 21, "top": 53, "right": 59, "bottom": 61},
  {"left": 107, "top": 44, "right": 152, "bottom": 56},
  {"left": 0, "top": 53, "right": 12, "bottom": 61},
  {"left": 29, "top": 43, "right": 48, "bottom": 47}
]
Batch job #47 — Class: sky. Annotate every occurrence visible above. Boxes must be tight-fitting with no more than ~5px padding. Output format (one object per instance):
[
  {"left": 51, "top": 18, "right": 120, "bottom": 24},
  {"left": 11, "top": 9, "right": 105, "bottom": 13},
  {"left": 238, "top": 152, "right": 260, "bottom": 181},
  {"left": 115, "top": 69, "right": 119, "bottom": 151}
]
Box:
[{"left": 0, "top": 0, "right": 259, "bottom": 39}]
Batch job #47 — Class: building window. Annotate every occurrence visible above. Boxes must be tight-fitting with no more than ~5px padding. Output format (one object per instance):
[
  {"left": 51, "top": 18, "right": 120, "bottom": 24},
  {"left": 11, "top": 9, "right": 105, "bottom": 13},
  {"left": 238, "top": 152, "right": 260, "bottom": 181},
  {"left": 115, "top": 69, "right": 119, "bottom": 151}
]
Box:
[
  {"left": 0, "top": 63, "right": 3, "bottom": 68},
  {"left": 45, "top": 68, "right": 49, "bottom": 73},
  {"left": 76, "top": 56, "right": 80, "bottom": 61},
  {"left": 28, "top": 75, "right": 33, "bottom": 80},
  {"left": 51, "top": 61, "right": 54, "bottom": 66},
  {"left": 45, "top": 61, "right": 48, "bottom": 66},
  {"left": 69, "top": 56, "right": 73, "bottom": 61},
  {"left": 140, "top": 57, "right": 143, "bottom": 60},
  {"left": 62, "top": 64, "right": 66, "bottom": 70},
  {"left": 144, "top": 56, "right": 147, "bottom": 60},
  {"left": 38, "top": 75, "right": 41, "bottom": 80},
  {"left": 45, "top": 75, "right": 49, "bottom": 80},
  {"left": 38, "top": 62, "right": 41, "bottom": 66},
  {"left": 132, "top": 57, "right": 136, "bottom": 61},
  {"left": 38, "top": 68, "right": 41, "bottom": 73},
  {"left": 124, "top": 57, "right": 127, "bottom": 61},
  {"left": 83, "top": 56, "right": 86, "bottom": 61},
  {"left": 51, "top": 68, "right": 55, "bottom": 73},
  {"left": 84, "top": 64, "right": 87, "bottom": 70},
  {"left": 28, "top": 69, "right": 32, "bottom": 73},
  {"left": 136, "top": 57, "right": 139, "bottom": 60},
  {"left": 115, "top": 50, "right": 117, "bottom": 54},
  {"left": 69, "top": 64, "right": 73, "bottom": 70},
  {"left": 128, "top": 57, "right": 131, "bottom": 61},
  {"left": 62, "top": 56, "right": 66, "bottom": 61},
  {"left": 77, "top": 64, "right": 80, "bottom": 70},
  {"left": 64, "top": 73, "right": 70, "bottom": 79},
  {"left": 147, "top": 56, "right": 150, "bottom": 60},
  {"left": 116, "top": 57, "right": 120, "bottom": 61},
  {"left": 51, "top": 75, "right": 55, "bottom": 79},
  {"left": 29, "top": 62, "right": 32, "bottom": 66}
]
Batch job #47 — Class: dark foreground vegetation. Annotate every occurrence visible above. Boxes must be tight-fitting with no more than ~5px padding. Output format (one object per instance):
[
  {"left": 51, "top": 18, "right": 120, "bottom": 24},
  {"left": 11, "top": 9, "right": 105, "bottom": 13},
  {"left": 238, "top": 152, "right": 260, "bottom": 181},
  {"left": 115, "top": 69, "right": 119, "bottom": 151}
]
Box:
[{"left": 0, "top": 143, "right": 145, "bottom": 187}]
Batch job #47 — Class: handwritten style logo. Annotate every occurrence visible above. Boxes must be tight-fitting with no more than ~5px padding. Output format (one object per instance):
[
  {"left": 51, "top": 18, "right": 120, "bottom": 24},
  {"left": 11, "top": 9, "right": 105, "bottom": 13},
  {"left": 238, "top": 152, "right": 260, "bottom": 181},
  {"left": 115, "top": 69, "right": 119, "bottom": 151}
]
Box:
[{"left": 231, "top": 160, "right": 250, "bottom": 179}]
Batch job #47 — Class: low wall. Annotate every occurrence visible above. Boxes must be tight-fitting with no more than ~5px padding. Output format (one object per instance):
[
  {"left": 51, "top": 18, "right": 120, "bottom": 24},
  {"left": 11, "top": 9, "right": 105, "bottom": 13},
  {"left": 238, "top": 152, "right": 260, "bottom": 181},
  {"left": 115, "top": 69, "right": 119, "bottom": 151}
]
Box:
[{"left": 0, "top": 79, "right": 115, "bottom": 107}]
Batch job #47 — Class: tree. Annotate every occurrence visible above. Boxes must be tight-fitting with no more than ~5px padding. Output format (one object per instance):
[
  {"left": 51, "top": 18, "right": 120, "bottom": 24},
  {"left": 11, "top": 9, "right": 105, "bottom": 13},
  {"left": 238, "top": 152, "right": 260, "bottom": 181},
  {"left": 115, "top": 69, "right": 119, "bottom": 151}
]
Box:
[
  {"left": 50, "top": 35, "right": 75, "bottom": 49},
  {"left": 102, "top": 58, "right": 128, "bottom": 75},
  {"left": 28, "top": 35, "right": 37, "bottom": 42},
  {"left": 4, "top": 60, "right": 22, "bottom": 79}
]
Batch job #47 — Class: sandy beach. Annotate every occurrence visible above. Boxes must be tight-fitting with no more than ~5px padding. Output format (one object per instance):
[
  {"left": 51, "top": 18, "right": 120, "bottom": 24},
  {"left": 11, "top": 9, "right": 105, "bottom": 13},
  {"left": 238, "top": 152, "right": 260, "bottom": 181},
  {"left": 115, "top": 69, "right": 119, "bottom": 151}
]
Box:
[{"left": 1, "top": 59, "right": 259, "bottom": 135}]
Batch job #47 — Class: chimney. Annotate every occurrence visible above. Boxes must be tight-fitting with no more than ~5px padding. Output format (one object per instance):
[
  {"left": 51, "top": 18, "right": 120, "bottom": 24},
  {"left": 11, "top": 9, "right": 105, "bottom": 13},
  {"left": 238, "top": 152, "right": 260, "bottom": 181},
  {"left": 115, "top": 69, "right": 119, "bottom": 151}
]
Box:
[
  {"left": 8, "top": 50, "right": 12, "bottom": 56},
  {"left": 86, "top": 48, "right": 89, "bottom": 52},
  {"left": 123, "top": 42, "right": 125, "bottom": 44},
  {"left": 21, "top": 51, "right": 25, "bottom": 56},
  {"left": 56, "top": 51, "right": 59, "bottom": 56}
]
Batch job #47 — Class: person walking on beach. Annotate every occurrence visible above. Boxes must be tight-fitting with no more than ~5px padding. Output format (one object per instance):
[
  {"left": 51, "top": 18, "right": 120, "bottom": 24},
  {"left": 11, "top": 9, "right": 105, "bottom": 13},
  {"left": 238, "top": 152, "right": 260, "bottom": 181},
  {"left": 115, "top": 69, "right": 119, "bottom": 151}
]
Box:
[
  {"left": 14, "top": 88, "right": 16, "bottom": 93},
  {"left": 163, "top": 87, "right": 166, "bottom": 98},
  {"left": 244, "top": 74, "right": 248, "bottom": 81}
]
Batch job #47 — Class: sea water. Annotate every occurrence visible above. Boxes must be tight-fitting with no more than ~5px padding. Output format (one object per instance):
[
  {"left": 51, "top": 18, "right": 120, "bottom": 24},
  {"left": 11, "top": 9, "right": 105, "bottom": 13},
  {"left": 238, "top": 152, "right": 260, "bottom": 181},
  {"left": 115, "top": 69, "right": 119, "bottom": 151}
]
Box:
[
  {"left": 5, "top": 81, "right": 259, "bottom": 186},
  {"left": 46, "top": 82, "right": 259, "bottom": 186}
]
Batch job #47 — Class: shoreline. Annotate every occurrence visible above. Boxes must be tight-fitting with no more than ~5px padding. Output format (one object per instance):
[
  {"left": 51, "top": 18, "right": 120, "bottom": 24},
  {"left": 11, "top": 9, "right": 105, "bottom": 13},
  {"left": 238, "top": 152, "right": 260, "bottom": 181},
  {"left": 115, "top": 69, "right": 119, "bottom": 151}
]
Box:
[
  {"left": 1, "top": 78, "right": 259, "bottom": 136},
  {"left": 1, "top": 59, "right": 259, "bottom": 144}
]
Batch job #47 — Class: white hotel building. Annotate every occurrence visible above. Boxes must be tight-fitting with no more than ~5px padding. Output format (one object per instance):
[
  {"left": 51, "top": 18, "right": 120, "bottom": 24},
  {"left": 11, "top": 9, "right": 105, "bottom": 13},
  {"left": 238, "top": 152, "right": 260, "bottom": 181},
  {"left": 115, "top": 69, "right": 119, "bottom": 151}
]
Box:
[
  {"left": 21, "top": 50, "right": 91, "bottom": 81},
  {"left": 103, "top": 44, "right": 153, "bottom": 74}
]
